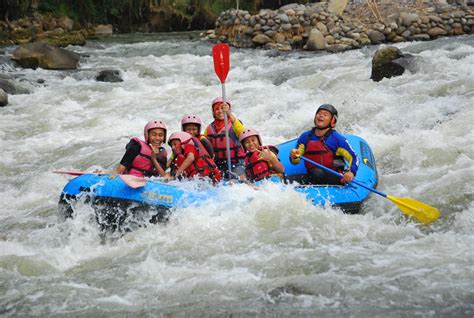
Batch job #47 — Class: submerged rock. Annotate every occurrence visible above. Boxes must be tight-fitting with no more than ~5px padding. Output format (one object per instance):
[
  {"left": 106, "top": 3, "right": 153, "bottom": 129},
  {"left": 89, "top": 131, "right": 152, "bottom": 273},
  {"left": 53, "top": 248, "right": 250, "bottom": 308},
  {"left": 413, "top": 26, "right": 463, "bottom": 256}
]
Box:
[
  {"left": 0, "top": 89, "right": 8, "bottom": 107},
  {"left": 96, "top": 70, "right": 123, "bottom": 83}
]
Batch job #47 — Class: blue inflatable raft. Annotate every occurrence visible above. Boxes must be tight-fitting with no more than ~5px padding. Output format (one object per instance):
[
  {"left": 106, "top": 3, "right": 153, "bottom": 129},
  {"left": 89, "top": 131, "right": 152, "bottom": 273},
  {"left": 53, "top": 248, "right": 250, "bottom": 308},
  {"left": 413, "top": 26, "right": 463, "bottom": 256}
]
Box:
[{"left": 59, "top": 134, "right": 377, "bottom": 232}]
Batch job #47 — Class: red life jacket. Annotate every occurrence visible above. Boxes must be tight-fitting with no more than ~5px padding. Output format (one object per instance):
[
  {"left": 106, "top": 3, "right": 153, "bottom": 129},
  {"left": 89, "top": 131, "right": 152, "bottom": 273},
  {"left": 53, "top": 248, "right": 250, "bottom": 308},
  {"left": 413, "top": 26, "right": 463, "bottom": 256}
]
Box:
[
  {"left": 172, "top": 137, "right": 222, "bottom": 183},
  {"left": 205, "top": 121, "right": 244, "bottom": 164},
  {"left": 198, "top": 135, "right": 215, "bottom": 159},
  {"left": 127, "top": 137, "right": 167, "bottom": 177},
  {"left": 244, "top": 146, "right": 280, "bottom": 182},
  {"left": 303, "top": 129, "right": 339, "bottom": 171}
]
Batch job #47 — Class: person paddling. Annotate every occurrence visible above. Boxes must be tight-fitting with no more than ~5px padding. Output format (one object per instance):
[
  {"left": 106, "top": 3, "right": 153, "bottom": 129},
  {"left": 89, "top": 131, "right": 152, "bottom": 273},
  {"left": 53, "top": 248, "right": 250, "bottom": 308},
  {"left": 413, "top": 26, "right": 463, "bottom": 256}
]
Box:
[
  {"left": 289, "top": 104, "right": 358, "bottom": 185},
  {"left": 167, "top": 131, "right": 222, "bottom": 183},
  {"left": 181, "top": 114, "right": 214, "bottom": 159},
  {"left": 110, "top": 120, "right": 168, "bottom": 178},
  {"left": 203, "top": 97, "right": 246, "bottom": 179},
  {"left": 239, "top": 128, "right": 285, "bottom": 182}
]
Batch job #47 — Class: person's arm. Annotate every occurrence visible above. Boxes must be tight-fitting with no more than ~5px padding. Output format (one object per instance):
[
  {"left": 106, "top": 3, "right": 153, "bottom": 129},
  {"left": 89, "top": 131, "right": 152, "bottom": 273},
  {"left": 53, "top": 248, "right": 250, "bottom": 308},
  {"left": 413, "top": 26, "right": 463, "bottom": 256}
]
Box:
[
  {"left": 259, "top": 147, "right": 285, "bottom": 174},
  {"left": 289, "top": 133, "right": 307, "bottom": 164},
  {"left": 108, "top": 139, "right": 140, "bottom": 174},
  {"left": 333, "top": 133, "right": 359, "bottom": 182},
  {"left": 175, "top": 152, "right": 195, "bottom": 176},
  {"left": 150, "top": 154, "right": 166, "bottom": 177},
  {"left": 149, "top": 144, "right": 166, "bottom": 177},
  {"left": 111, "top": 164, "right": 127, "bottom": 174}
]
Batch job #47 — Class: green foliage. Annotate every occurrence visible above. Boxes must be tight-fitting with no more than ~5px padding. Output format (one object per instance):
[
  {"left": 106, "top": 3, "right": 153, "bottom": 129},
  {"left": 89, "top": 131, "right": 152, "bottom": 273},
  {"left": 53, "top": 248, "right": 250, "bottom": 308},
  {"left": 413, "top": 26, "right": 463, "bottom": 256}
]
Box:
[{"left": 3, "top": 0, "right": 316, "bottom": 30}]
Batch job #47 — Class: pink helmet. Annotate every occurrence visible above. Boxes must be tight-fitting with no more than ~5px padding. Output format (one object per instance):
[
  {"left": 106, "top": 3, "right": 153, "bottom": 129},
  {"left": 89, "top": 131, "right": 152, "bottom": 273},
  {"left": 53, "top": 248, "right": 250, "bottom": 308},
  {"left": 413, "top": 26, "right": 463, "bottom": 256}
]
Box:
[
  {"left": 239, "top": 128, "right": 262, "bottom": 145},
  {"left": 212, "top": 97, "right": 231, "bottom": 108},
  {"left": 168, "top": 131, "right": 192, "bottom": 146},
  {"left": 144, "top": 119, "right": 167, "bottom": 143},
  {"left": 181, "top": 114, "right": 202, "bottom": 130}
]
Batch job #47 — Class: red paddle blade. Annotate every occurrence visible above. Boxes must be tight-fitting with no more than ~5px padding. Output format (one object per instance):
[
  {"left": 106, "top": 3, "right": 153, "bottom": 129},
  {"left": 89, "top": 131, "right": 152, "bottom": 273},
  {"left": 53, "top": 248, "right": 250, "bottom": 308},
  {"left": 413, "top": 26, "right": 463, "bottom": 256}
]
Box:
[{"left": 212, "top": 44, "right": 230, "bottom": 83}]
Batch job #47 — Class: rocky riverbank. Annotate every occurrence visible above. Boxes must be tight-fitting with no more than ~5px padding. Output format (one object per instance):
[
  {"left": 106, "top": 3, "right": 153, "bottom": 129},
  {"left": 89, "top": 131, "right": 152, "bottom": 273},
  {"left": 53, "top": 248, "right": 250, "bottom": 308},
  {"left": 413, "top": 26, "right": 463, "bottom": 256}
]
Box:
[
  {"left": 205, "top": 2, "right": 474, "bottom": 52},
  {"left": 0, "top": 13, "right": 113, "bottom": 47}
]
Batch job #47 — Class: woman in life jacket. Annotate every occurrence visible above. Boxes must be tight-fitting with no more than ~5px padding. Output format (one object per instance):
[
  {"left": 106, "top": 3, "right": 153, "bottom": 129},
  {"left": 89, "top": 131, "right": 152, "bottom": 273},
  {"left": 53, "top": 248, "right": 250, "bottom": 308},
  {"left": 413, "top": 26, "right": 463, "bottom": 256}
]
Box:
[
  {"left": 203, "top": 97, "right": 246, "bottom": 179},
  {"left": 289, "top": 104, "right": 359, "bottom": 185},
  {"left": 111, "top": 119, "right": 168, "bottom": 178},
  {"left": 167, "top": 131, "right": 222, "bottom": 183},
  {"left": 181, "top": 114, "right": 215, "bottom": 159},
  {"left": 239, "top": 128, "right": 285, "bottom": 182}
]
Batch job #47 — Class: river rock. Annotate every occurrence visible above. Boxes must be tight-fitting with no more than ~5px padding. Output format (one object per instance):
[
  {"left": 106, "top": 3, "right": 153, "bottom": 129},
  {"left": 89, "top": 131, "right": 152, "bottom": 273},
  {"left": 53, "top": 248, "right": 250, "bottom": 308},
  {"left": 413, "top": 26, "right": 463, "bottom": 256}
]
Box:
[
  {"left": 12, "top": 42, "right": 80, "bottom": 70},
  {"left": 304, "top": 28, "right": 326, "bottom": 50},
  {"left": 370, "top": 46, "right": 406, "bottom": 82},
  {"left": 367, "top": 29, "right": 385, "bottom": 44},
  {"left": 428, "top": 26, "right": 448, "bottom": 37},
  {"left": 0, "top": 77, "right": 30, "bottom": 95},
  {"left": 0, "top": 89, "right": 8, "bottom": 107},
  {"left": 94, "top": 24, "right": 113, "bottom": 36},
  {"left": 252, "top": 34, "right": 272, "bottom": 46},
  {"left": 96, "top": 70, "right": 123, "bottom": 83}
]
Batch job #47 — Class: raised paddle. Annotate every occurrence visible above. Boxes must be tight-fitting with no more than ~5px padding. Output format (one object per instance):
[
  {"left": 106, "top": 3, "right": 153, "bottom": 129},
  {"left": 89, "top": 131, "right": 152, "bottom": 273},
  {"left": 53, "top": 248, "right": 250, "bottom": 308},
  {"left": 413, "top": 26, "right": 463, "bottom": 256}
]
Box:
[
  {"left": 212, "top": 43, "right": 232, "bottom": 175},
  {"left": 54, "top": 171, "right": 146, "bottom": 189},
  {"left": 297, "top": 156, "right": 440, "bottom": 224}
]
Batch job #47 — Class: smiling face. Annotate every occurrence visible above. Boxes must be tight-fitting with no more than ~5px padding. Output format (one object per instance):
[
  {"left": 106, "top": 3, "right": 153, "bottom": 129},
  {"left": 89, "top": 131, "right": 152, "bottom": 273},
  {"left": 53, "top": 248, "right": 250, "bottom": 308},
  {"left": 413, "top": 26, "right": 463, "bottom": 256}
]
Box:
[
  {"left": 212, "top": 103, "right": 225, "bottom": 120},
  {"left": 314, "top": 109, "right": 334, "bottom": 129},
  {"left": 242, "top": 135, "right": 261, "bottom": 152},
  {"left": 183, "top": 123, "right": 200, "bottom": 136},
  {"left": 148, "top": 128, "right": 165, "bottom": 147},
  {"left": 169, "top": 139, "right": 182, "bottom": 154}
]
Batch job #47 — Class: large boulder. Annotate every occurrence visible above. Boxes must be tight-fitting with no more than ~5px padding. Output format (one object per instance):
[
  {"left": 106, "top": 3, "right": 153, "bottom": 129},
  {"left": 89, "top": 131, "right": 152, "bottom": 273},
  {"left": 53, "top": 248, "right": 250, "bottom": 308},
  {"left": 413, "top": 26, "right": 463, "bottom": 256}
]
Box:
[
  {"left": 304, "top": 28, "right": 326, "bottom": 50},
  {"left": 12, "top": 42, "right": 80, "bottom": 70},
  {"left": 371, "top": 46, "right": 410, "bottom": 82}
]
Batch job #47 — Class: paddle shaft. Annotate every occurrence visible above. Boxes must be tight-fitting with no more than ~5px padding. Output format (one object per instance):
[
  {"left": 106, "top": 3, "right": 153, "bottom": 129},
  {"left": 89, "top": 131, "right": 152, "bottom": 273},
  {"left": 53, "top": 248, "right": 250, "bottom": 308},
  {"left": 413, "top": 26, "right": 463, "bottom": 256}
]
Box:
[
  {"left": 221, "top": 84, "right": 233, "bottom": 174},
  {"left": 298, "top": 156, "right": 388, "bottom": 198},
  {"left": 54, "top": 171, "right": 146, "bottom": 188}
]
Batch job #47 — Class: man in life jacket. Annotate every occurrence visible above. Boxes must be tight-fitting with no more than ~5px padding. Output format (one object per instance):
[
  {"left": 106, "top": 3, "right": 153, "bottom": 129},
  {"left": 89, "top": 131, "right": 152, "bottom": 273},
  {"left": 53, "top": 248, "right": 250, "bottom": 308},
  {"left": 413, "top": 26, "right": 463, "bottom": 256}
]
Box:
[
  {"left": 203, "top": 97, "right": 246, "bottom": 179},
  {"left": 239, "top": 128, "right": 285, "bottom": 182},
  {"left": 181, "top": 114, "right": 214, "bottom": 159},
  {"left": 289, "top": 104, "right": 359, "bottom": 185},
  {"left": 111, "top": 119, "right": 168, "bottom": 178},
  {"left": 167, "top": 131, "right": 222, "bottom": 183}
]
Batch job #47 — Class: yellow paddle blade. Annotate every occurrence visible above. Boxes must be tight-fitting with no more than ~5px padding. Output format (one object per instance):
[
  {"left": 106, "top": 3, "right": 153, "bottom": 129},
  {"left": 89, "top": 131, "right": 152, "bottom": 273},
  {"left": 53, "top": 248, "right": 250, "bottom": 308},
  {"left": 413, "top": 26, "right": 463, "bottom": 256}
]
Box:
[{"left": 387, "top": 195, "right": 440, "bottom": 224}]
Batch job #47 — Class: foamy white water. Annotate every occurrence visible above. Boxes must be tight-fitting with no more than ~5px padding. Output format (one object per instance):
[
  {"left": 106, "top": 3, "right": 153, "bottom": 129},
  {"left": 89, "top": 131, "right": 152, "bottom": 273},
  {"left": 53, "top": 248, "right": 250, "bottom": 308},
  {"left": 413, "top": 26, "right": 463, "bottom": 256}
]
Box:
[{"left": 0, "top": 33, "right": 473, "bottom": 316}]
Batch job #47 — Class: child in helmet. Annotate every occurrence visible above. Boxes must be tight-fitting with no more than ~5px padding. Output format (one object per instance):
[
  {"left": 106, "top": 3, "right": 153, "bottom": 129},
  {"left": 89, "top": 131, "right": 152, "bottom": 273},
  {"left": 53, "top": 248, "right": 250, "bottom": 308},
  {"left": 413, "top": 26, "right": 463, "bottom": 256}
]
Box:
[
  {"left": 181, "top": 114, "right": 214, "bottom": 159},
  {"left": 112, "top": 119, "right": 168, "bottom": 178},
  {"left": 167, "top": 131, "right": 222, "bottom": 183},
  {"left": 289, "top": 104, "right": 358, "bottom": 185},
  {"left": 203, "top": 97, "right": 246, "bottom": 179},
  {"left": 239, "top": 128, "right": 285, "bottom": 182}
]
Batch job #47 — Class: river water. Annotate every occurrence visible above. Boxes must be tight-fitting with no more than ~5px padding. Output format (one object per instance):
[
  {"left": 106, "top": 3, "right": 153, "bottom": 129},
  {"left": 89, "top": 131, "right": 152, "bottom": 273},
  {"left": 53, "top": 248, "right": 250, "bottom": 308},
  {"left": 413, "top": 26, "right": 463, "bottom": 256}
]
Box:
[{"left": 1, "top": 33, "right": 473, "bottom": 316}]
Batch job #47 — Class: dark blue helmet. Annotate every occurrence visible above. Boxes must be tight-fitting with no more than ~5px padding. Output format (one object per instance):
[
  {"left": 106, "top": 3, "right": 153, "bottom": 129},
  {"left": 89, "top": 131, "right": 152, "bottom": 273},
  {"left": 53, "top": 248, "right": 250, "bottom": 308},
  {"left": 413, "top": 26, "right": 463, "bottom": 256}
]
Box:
[{"left": 316, "top": 104, "right": 338, "bottom": 122}]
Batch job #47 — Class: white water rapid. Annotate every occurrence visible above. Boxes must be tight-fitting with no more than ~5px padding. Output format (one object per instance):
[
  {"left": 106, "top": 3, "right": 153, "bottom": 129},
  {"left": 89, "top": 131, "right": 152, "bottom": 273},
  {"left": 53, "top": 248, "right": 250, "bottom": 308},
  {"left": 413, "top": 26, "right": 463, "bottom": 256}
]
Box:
[{"left": 1, "top": 33, "right": 473, "bottom": 316}]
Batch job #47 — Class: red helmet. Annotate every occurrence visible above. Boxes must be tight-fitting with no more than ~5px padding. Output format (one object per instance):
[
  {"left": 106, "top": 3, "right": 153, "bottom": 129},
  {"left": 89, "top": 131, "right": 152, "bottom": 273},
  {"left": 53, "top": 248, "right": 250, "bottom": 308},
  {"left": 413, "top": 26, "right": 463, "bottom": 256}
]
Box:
[
  {"left": 144, "top": 119, "right": 167, "bottom": 143},
  {"left": 239, "top": 128, "right": 262, "bottom": 145},
  {"left": 181, "top": 114, "right": 202, "bottom": 131},
  {"left": 168, "top": 131, "right": 192, "bottom": 146}
]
